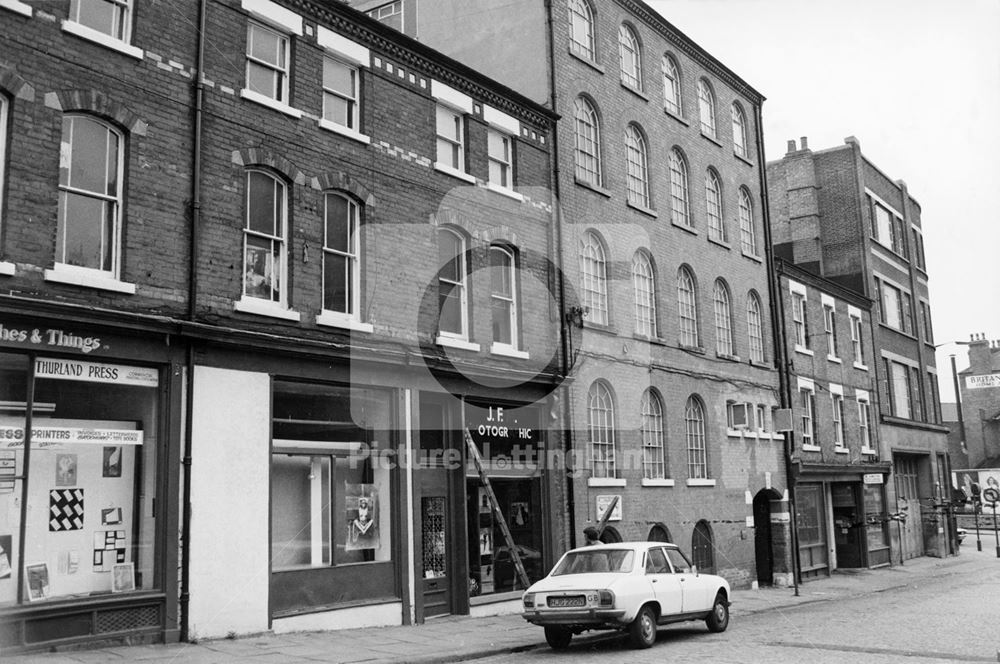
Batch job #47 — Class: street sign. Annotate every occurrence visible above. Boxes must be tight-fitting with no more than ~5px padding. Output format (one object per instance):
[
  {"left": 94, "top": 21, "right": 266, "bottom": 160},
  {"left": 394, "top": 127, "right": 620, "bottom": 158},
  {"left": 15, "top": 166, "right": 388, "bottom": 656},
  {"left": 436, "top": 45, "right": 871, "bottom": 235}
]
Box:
[{"left": 983, "top": 487, "right": 1000, "bottom": 506}]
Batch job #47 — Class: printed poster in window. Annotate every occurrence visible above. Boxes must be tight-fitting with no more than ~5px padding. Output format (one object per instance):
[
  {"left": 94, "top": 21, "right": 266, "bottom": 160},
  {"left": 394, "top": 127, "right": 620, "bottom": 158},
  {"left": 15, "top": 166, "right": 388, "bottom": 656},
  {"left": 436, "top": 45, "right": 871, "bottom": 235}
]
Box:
[{"left": 345, "top": 484, "right": 379, "bottom": 551}]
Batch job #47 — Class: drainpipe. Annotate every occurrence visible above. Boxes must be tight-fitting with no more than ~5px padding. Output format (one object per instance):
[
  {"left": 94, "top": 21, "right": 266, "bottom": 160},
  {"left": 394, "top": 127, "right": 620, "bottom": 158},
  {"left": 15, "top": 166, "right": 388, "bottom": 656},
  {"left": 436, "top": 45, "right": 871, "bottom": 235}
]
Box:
[
  {"left": 755, "top": 110, "right": 800, "bottom": 595},
  {"left": 180, "top": 0, "right": 208, "bottom": 642},
  {"left": 544, "top": 0, "right": 576, "bottom": 550}
]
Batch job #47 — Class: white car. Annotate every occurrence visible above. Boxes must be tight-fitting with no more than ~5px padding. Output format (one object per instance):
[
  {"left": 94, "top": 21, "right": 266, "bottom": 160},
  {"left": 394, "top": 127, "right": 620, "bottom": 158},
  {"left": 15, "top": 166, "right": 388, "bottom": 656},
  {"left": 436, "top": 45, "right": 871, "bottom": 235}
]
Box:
[{"left": 521, "top": 541, "right": 731, "bottom": 649}]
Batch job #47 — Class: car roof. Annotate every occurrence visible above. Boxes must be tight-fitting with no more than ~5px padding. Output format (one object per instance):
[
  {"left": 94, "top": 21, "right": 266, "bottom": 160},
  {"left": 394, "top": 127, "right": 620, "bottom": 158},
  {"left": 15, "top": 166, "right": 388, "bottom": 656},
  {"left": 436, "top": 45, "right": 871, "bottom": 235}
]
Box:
[{"left": 565, "top": 541, "right": 679, "bottom": 554}]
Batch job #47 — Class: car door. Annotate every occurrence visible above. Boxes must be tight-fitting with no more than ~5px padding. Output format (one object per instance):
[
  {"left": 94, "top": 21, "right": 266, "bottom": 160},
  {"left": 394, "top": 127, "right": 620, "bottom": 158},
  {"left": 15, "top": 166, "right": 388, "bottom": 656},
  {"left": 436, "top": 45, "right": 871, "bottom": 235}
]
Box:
[
  {"left": 646, "top": 546, "right": 683, "bottom": 617},
  {"left": 665, "top": 547, "right": 710, "bottom": 612}
]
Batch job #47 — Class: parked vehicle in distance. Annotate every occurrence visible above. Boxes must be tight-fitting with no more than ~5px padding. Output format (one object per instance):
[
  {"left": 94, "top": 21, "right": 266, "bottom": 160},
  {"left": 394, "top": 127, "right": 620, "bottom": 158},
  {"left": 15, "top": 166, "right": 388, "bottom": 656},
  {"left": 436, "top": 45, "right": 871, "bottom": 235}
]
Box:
[{"left": 521, "top": 541, "right": 731, "bottom": 649}]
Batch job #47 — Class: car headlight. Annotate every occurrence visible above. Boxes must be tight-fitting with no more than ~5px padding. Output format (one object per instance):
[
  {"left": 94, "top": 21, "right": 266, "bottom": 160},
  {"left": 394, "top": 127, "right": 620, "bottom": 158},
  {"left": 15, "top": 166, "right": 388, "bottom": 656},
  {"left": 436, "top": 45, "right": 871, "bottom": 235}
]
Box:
[
  {"left": 598, "top": 590, "right": 615, "bottom": 607},
  {"left": 522, "top": 593, "right": 535, "bottom": 609}
]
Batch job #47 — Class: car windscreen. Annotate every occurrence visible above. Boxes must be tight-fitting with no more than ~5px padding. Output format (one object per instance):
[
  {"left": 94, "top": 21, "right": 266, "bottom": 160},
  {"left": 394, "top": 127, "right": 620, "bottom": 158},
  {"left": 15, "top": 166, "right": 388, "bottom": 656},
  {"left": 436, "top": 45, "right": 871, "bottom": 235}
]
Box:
[{"left": 551, "top": 549, "right": 635, "bottom": 575}]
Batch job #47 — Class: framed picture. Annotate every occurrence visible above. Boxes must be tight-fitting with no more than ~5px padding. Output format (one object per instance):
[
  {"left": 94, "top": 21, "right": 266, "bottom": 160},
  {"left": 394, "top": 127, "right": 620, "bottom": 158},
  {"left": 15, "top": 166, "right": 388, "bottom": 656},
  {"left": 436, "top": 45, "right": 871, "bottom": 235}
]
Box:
[
  {"left": 111, "top": 562, "right": 135, "bottom": 593},
  {"left": 56, "top": 453, "right": 77, "bottom": 486},
  {"left": 25, "top": 562, "right": 50, "bottom": 601},
  {"left": 0, "top": 535, "right": 11, "bottom": 579}
]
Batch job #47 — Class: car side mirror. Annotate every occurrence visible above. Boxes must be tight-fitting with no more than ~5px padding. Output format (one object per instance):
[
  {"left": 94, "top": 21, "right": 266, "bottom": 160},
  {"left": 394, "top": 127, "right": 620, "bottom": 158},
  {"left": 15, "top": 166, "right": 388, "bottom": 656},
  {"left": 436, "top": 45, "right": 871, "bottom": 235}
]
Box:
[{"left": 691, "top": 565, "right": 698, "bottom": 576}]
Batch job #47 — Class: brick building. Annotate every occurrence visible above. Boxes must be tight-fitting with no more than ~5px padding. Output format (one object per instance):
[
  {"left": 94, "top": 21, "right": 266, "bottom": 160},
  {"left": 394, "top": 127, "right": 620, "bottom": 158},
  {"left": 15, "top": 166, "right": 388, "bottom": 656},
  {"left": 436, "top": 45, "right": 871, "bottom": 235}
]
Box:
[
  {"left": 1, "top": 0, "right": 561, "bottom": 651},
  {"left": 953, "top": 334, "right": 1000, "bottom": 469},
  {"left": 775, "top": 261, "right": 891, "bottom": 577},
  {"left": 767, "top": 137, "right": 952, "bottom": 565},
  {"left": 355, "top": 0, "right": 791, "bottom": 589}
]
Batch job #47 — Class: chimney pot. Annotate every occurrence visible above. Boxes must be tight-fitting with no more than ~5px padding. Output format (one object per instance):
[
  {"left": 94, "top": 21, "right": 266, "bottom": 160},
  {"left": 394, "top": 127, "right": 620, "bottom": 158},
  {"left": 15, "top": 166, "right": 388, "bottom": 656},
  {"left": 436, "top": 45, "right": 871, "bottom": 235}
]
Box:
[
  {"left": 787, "top": 139, "right": 797, "bottom": 153},
  {"left": 800, "top": 136, "right": 809, "bottom": 150}
]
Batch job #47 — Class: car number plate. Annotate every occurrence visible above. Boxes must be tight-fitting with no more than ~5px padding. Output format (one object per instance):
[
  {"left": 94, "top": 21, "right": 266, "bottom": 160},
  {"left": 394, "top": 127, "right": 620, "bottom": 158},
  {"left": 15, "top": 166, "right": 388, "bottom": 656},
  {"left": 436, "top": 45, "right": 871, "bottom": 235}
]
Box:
[{"left": 547, "top": 595, "right": 586, "bottom": 608}]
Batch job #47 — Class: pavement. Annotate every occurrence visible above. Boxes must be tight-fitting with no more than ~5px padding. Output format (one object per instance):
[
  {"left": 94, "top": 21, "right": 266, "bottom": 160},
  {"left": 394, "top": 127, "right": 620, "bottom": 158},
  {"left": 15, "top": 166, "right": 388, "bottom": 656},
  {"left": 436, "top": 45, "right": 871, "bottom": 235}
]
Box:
[{"left": 3, "top": 550, "right": 989, "bottom": 664}]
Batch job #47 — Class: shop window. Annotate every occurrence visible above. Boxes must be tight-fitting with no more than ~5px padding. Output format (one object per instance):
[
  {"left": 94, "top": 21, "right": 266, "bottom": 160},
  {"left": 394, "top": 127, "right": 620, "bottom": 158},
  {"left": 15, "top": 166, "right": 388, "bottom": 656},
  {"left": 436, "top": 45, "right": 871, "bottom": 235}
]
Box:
[
  {"left": 269, "top": 381, "right": 397, "bottom": 616},
  {"left": 0, "top": 352, "right": 161, "bottom": 606},
  {"left": 467, "top": 478, "right": 543, "bottom": 596}
]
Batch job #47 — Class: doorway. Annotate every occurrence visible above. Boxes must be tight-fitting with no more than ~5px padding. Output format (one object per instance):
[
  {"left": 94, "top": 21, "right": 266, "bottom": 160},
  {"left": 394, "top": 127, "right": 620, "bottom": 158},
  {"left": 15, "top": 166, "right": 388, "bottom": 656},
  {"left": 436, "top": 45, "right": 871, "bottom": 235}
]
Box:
[
  {"left": 691, "top": 520, "right": 715, "bottom": 574},
  {"left": 831, "top": 483, "right": 863, "bottom": 568},
  {"left": 753, "top": 490, "right": 779, "bottom": 586}
]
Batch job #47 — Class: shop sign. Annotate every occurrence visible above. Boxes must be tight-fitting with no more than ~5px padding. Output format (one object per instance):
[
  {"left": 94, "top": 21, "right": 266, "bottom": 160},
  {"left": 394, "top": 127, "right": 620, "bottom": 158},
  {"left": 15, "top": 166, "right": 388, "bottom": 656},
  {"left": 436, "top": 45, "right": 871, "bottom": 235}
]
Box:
[
  {"left": 863, "top": 473, "right": 884, "bottom": 485},
  {"left": 0, "top": 426, "right": 143, "bottom": 448},
  {"left": 35, "top": 358, "right": 159, "bottom": 387},
  {"left": 596, "top": 494, "right": 622, "bottom": 521},
  {"left": 966, "top": 374, "right": 1000, "bottom": 390},
  {"left": 0, "top": 322, "right": 105, "bottom": 354},
  {"left": 466, "top": 403, "right": 540, "bottom": 463}
]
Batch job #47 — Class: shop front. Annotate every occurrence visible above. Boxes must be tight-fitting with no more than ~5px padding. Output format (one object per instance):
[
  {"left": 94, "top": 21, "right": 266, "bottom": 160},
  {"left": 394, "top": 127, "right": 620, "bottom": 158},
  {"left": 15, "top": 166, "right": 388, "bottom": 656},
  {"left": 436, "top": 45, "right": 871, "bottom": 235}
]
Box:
[
  {"left": 795, "top": 463, "right": 891, "bottom": 580},
  {"left": 0, "top": 315, "right": 181, "bottom": 652}
]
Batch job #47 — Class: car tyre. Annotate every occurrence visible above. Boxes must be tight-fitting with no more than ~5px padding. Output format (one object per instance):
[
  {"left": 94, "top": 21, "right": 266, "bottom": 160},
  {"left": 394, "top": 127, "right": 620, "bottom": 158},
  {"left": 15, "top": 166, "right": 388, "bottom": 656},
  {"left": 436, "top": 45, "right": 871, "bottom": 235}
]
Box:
[
  {"left": 544, "top": 626, "right": 572, "bottom": 650},
  {"left": 628, "top": 605, "right": 657, "bottom": 649},
  {"left": 706, "top": 592, "right": 730, "bottom": 633}
]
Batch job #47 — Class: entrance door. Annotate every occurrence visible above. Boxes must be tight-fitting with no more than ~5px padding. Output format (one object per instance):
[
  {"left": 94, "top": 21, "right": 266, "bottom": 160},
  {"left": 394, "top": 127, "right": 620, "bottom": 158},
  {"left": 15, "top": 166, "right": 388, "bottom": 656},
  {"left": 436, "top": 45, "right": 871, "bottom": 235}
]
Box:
[
  {"left": 831, "top": 483, "right": 863, "bottom": 568},
  {"left": 420, "top": 479, "right": 451, "bottom": 618},
  {"left": 752, "top": 491, "right": 775, "bottom": 586},
  {"left": 691, "top": 521, "right": 715, "bottom": 574},
  {"left": 894, "top": 456, "right": 924, "bottom": 560}
]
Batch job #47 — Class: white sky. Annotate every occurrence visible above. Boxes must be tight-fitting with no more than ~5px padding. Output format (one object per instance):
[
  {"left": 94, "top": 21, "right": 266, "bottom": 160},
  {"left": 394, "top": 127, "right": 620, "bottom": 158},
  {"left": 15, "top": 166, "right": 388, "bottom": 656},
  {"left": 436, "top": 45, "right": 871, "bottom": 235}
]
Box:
[{"left": 648, "top": 0, "right": 1000, "bottom": 401}]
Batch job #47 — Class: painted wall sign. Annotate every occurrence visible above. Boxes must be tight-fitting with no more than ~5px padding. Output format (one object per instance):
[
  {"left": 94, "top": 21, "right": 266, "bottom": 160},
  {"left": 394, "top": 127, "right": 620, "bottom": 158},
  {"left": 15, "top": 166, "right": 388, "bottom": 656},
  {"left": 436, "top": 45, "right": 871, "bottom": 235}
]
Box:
[
  {"left": 863, "top": 473, "right": 884, "bottom": 485},
  {"left": 0, "top": 323, "right": 104, "bottom": 354},
  {"left": 966, "top": 374, "right": 1000, "bottom": 389},
  {"left": 35, "top": 358, "right": 159, "bottom": 387},
  {"left": 465, "top": 402, "right": 541, "bottom": 462},
  {"left": 0, "top": 426, "right": 143, "bottom": 448}
]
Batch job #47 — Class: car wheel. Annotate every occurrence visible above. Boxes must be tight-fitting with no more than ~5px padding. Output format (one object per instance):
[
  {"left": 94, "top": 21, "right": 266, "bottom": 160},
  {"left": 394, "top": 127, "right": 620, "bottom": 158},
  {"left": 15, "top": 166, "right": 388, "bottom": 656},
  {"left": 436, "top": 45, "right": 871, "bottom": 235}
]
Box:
[
  {"left": 628, "top": 605, "right": 657, "bottom": 649},
  {"left": 706, "top": 592, "right": 730, "bottom": 633},
  {"left": 544, "top": 626, "right": 572, "bottom": 649}
]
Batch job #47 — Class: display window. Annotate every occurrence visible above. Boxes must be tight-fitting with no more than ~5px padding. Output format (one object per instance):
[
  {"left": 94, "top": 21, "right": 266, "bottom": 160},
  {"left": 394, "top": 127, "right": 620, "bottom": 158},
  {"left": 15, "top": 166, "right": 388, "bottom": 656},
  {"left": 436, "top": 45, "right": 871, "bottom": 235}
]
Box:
[
  {"left": 863, "top": 483, "right": 890, "bottom": 565},
  {"left": 0, "top": 352, "right": 161, "bottom": 607},
  {"left": 270, "top": 381, "right": 397, "bottom": 614}
]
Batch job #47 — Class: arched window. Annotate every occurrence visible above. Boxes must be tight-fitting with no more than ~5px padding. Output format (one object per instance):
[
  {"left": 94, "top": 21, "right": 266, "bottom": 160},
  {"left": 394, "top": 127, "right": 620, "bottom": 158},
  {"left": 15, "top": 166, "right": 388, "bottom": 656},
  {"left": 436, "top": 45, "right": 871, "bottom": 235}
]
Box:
[
  {"left": 568, "top": 0, "right": 595, "bottom": 60},
  {"left": 588, "top": 381, "right": 617, "bottom": 479},
  {"left": 57, "top": 114, "right": 125, "bottom": 277},
  {"left": 580, "top": 231, "right": 608, "bottom": 325},
  {"left": 685, "top": 396, "right": 707, "bottom": 479},
  {"left": 618, "top": 24, "right": 642, "bottom": 90},
  {"left": 668, "top": 148, "right": 690, "bottom": 227},
  {"left": 490, "top": 245, "right": 520, "bottom": 349},
  {"left": 641, "top": 389, "right": 665, "bottom": 480},
  {"left": 662, "top": 54, "right": 682, "bottom": 116},
  {"left": 697, "top": 78, "right": 716, "bottom": 137},
  {"left": 692, "top": 520, "right": 715, "bottom": 573},
  {"left": 0, "top": 95, "right": 8, "bottom": 245},
  {"left": 648, "top": 524, "right": 672, "bottom": 543},
  {"left": 713, "top": 279, "right": 734, "bottom": 356},
  {"left": 438, "top": 227, "right": 469, "bottom": 339},
  {"left": 625, "top": 124, "right": 649, "bottom": 207},
  {"left": 599, "top": 526, "right": 622, "bottom": 544},
  {"left": 677, "top": 266, "right": 699, "bottom": 347},
  {"left": 732, "top": 102, "right": 748, "bottom": 158},
  {"left": 705, "top": 169, "right": 725, "bottom": 242},
  {"left": 632, "top": 251, "right": 656, "bottom": 337},
  {"left": 574, "top": 96, "right": 601, "bottom": 186},
  {"left": 322, "top": 192, "right": 361, "bottom": 318},
  {"left": 739, "top": 187, "right": 758, "bottom": 256},
  {"left": 747, "top": 291, "right": 765, "bottom": 363},
  {"left": 241, "top": 169, "right": 287, "bottom": 303}
]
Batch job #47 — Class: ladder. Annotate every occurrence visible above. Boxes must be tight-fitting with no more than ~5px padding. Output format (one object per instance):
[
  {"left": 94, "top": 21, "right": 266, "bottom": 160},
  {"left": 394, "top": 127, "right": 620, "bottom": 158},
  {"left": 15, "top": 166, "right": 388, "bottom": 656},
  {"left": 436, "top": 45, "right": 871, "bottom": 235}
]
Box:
[{"left": 464, "top": 428, "right": 530, "bottom": 590}]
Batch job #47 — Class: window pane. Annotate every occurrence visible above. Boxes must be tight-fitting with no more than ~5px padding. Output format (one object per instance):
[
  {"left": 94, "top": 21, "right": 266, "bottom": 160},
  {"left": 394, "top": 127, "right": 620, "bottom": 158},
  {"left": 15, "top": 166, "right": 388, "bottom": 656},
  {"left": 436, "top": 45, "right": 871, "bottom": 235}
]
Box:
[
  {"left": 439, "top": 284, "right": 463, "bottom": 334},
  {"left": 245, "top": 236, "right": 277, "bottom": 301},
  {"left": 249, "top": 24, "right": 283, "bottom": 67},
  {"left": 324, "top": 59, "right": 355, "bottom": 95},
  {"left": 438, "top": 232, "right": 462, "bottom": 283},
  {"left": 247, "top": 172, "right": 278, "bottom": 234},
  {"left": 323, "top": 253, "right": 349, "bottom": 313},
  {"left": 77, "top": 0, "right": 125, "bottom": 39},
  {"left": 57, "top": 191, "right": 111, "bottom": 269},
  {"left": 491, "top": 250, "right": 512, "bottom": 298},
  {"left": 323, "top": 94, "right": 351, "bottom": 126},
  {"left": 492, "top": 299, "right": 512, "bottom": 345},
  {"left": 271, "top": 455, "right": 332, "bottom": 568},
  {"left": 325, "top": 195, "right": 351, "bottom": 254}
]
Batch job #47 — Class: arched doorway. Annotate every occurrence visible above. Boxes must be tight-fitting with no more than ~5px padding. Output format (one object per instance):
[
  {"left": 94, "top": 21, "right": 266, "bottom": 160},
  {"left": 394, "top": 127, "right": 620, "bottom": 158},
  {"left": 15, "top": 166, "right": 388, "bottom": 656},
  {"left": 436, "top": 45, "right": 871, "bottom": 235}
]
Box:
[
  {"left": 753, "top": 489, "right": 782, "bottom": 586},
  {"left": 691, "top": 521, "right": 715, "bottom": 574},
  {"left": 648, "top": 524, "right": 672, "bottom": 542},
  {"left": 600, "top": 526, "right": 622, "bottom": 544}
]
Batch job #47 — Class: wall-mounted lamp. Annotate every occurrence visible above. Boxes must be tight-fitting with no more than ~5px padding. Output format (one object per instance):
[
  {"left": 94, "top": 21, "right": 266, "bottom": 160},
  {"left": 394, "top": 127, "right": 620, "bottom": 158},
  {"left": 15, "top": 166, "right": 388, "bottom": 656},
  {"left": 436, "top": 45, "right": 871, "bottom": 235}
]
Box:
[{"left": 565, "top": 306, "right": 588, "bottom": 328}]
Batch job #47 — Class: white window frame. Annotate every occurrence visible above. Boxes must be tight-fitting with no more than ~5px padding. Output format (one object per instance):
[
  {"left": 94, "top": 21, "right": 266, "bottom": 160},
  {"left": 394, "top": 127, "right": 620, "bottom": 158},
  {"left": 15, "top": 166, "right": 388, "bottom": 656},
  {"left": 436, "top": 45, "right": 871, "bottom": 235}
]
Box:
[
  {"left": 849, "top": 307, "right": 866, "bottom": 368},
  {"left": 322, "top": 56, "right": 360, "bottom": 132},
  {"left": 697, "top": 79, "right": 716, "bottom": 137},
  {"left": 668, "top": 148, "right": 690, "bottom": 227},
  {"left": 685, "top": 396, "right": 708, "bottom": 480},
  {"left": 489, "top": 245, "right": 521, "bottom": 354},
  {"left": 831, "top": 390, "right": 845, "bottom": 448},
  {"left": 487, "top": 129, "right": 514, "bottom": 191},
  {"left": 618, "top": 24, "right": 642, "bottom": 90},
  {"left": 568, "top": 0, "right": 595, "bottom": 60},
  {"left": 580, "top": 232, "right": 608, "bottom": 325},
  {"left": 366, "top": 0, "right": 402, "bottom": 30},
  {"left": 713, "top": 279, "right": 734, "bottom": 357},
  {"left": 662, "top": 54, "right": 682, "bottom": 116},
  {"left": 731, "top": 102, "right": 748, "bottom": 158},
  {"left": 0, "top": 95, "right": 8, "bottom": 276},
  {"left": 747, "top": 292, "right": 765, "bottom": 363},
  {"left": 625, "top": 125, "right": 649, "bottom": 207},
  {"left": 756, "top": 403, "right": 768, "bottom": 433},
  {"left": 706, "top": 169, "right": 725, "bottom": 242},
  {"left": 437, "top": 227, "right": 469, "bottom": 342},
  {"left": 889, "top": 360, "right": 912, "bottom": 419},
  {"left": 823, "top": 297, "right": 839, "bottom": 361},
  {"left": 738, "top": 188, "right": 758, "bottom": 255},
  {"left": 880, "top": 279, "right": 903, "bottom": 330},
  {"left": 641, "top": 389, "right": 666, "bottom": 480},
  {"left": 858, "top": 393, "right": 873, "bottom": 451},
  {"left": 239, "top": 169, "right": 289, "bottom": 312},
  {"left": 799, "top": 383, "right": 817, "bottom": 448},
  {"left": 435, "top": 104, "right": 466, "bottom": 174},
  {"left": 63, "top": 0, "right": 143, "bottom": 59},
  {"left": 677, "top": 267, "right": 699, "bottom": 348},
  {"left": 317, "top": 193, "right": 370, "bottom": 332},
  {"left": 790, "top": 282, "right": 809, "bottom": 351},
  {"left": 245, "top": 20, "right": 290, "bottom": 105},
  {"left": 588, "top": 382, "right": 617, "bottom": 479},
  {"left": 632, "top": 251, "right": 656, "bottom": 337},
  {"left": 54, "top": 114, "right": 125, "bottom": 281},
  {"left": 574, "top": 97, "right": 601, "bottom": 186}
]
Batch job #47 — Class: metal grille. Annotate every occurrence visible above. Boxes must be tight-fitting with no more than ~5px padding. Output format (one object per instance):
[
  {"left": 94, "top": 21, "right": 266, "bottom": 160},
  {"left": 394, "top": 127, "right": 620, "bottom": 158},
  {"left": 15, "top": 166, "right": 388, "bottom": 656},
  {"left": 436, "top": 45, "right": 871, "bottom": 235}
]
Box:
[
  {"left": 95, "top": 605, "right": 160, "bottom": 634},
  {"left": 421, "top": 497, "right": 446, "bottom": 577}
]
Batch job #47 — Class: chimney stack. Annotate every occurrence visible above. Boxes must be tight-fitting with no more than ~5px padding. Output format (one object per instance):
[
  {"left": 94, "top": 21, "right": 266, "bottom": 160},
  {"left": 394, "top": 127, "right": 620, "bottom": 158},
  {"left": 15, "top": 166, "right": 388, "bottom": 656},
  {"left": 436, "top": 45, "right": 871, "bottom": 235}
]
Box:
[
  {"left": 787, "top": 139, "right": 797, "bottom": 154},
  {"left": 800, "top": 136, "right": 809, "bottom": 150}
]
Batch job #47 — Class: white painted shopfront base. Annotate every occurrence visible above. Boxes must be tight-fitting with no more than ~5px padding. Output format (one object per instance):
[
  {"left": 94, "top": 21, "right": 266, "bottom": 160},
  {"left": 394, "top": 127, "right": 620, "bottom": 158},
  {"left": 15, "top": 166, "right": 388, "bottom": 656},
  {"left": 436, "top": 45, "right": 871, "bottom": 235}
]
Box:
[{"left": 273, "top": 601, "right": 402, "bottom": 633}]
